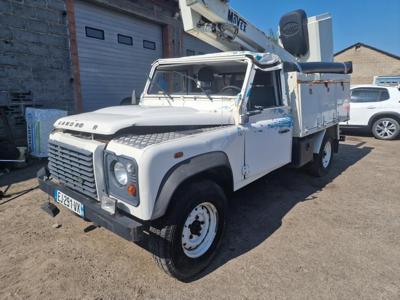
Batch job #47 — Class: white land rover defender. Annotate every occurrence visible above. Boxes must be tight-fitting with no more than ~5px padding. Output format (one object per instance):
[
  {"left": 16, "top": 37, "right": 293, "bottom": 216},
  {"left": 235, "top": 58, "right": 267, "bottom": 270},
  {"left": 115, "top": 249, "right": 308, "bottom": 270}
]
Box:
[{"left": 38, "top": 2, "right": 351, "bottom": 281}]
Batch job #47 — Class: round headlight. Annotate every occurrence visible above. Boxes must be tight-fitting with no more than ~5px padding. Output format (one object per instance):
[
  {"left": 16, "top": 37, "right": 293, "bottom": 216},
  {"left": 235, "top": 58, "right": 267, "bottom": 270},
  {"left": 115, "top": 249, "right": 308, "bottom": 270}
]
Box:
[{"left": 113, "top": 161, "right": 128, "bottom": 185}]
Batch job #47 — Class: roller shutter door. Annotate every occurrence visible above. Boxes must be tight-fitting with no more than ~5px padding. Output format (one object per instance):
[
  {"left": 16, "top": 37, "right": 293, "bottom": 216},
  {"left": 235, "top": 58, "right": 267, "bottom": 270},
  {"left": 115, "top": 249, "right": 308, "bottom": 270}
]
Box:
[{"left": 74, "top": 1, "right": 163, "bottom": 111}]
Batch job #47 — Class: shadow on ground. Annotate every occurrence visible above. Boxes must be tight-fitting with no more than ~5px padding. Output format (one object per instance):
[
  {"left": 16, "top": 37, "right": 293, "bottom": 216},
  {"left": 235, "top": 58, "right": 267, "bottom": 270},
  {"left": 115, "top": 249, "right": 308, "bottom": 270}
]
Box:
[
  {"left": 0, "top": 142, "right": 373, "bottom": 281},
  {"left": 0, "top": 160, "right": 47, "bottom": 202},
  {"left": 342, "top": 129, "right": 400, "bottom": 140},
  {"left": 0, "top": 159, "right": 47, "bottom": 187},
  {"left": 188, "top": 142, "right": 373, "bottom": 281},
  {"left": 341, "top": 128, "right": 373, "bottom": 138}
]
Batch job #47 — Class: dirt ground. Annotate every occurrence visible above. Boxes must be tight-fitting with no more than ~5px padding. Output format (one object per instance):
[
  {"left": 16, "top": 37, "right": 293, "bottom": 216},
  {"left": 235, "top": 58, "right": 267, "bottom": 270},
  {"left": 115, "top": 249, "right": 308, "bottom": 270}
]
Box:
[{"left": 0, "top": 135, "right": 399, "bottom": 300}]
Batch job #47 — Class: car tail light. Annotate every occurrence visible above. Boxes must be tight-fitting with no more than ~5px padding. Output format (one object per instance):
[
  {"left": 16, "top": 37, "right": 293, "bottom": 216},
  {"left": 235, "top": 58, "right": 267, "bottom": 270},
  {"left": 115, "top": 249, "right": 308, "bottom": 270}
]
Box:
[{"left": 343, "top": 99, "right": 350, "bottom": 113}]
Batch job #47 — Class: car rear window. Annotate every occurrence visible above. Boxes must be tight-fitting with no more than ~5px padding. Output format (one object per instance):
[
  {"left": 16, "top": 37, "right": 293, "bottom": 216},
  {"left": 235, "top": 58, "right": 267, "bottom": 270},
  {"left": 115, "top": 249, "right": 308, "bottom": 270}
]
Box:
[
  {"left": 351, "top": 88, "right": 389, "bottom": 103},
  {"left": 380, "top": 89, "right": 390, "bottom": 100}
]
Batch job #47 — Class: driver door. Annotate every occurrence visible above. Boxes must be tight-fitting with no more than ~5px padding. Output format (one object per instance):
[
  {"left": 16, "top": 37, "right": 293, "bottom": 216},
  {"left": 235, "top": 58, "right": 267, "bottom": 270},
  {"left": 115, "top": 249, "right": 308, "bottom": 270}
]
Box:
[{"left": 244, "top": 70, "right": 293, "bottom": 180}]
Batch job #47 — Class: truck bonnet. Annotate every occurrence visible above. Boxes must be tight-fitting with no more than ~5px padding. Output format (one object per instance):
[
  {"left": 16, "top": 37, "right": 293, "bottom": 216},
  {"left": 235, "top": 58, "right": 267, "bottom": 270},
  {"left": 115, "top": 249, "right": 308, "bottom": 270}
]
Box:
[{"left": 53, "top": 105, "right": 235, "bottom": 135}]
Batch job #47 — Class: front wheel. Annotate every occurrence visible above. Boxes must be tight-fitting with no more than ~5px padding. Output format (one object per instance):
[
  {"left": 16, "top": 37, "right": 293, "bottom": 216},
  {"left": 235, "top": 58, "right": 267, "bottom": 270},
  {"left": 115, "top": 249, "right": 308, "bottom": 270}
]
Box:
[
  {"left": 372, "top": 117, "right": 400, "bottom": 140},
  {"left": 150, "top": 180, "right": 227, "bottom": 281},
  {"left": 307, "top": 136, "right": 333, "bottom": 177}
]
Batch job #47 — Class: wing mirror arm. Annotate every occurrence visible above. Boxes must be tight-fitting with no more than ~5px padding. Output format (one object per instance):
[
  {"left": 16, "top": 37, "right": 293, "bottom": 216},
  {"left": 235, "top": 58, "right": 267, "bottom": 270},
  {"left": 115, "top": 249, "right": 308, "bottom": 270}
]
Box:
[
  {"left": 240, "top": 109, "right": 262, "bottom": 124},
  {"left": 247, "top": 109, "right": 263, "bottom": 116},
  {"left": 131, "top": 89, "right": 136, "bottom": 104}
]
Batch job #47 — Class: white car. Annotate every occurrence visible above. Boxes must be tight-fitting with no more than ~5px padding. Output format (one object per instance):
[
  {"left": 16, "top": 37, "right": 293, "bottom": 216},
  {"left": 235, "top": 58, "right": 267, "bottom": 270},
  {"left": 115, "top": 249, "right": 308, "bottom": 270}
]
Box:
[{"left": 341, "top": 85, "right": 400, "bottom": 140}]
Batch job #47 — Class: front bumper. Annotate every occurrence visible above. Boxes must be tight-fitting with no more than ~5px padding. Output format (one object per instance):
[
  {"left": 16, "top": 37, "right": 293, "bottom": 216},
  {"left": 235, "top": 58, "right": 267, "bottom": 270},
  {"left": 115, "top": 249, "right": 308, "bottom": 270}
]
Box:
[{"left": 37, "top": 167, "right": 145, "bottom": 242}]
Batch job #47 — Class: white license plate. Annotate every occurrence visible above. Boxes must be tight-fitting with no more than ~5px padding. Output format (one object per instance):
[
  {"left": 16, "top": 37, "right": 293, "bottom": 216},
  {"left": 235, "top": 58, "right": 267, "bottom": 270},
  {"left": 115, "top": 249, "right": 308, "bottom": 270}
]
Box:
[{"left": 54, "top": 190, "right": 85, "bottom": 217}]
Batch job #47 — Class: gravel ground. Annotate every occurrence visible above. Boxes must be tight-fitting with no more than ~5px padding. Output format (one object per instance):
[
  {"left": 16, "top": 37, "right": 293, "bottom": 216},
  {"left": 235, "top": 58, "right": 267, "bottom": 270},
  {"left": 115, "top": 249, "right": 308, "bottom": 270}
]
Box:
[{"left": 0, "top": 135, "right": 399, "bottom": 300}]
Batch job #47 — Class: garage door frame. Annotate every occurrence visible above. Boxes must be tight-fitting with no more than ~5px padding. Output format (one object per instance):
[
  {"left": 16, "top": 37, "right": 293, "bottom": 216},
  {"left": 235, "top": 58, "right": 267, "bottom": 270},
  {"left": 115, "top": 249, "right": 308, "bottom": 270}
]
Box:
[{"left": 66, "top": 0, "right": 174, "bottom": 113}]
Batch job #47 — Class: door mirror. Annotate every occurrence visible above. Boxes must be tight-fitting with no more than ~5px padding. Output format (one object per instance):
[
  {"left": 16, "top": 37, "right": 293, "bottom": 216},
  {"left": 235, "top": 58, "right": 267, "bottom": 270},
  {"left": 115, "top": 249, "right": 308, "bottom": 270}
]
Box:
[
  {"left": 131, "top": 89, "right": 137, "bottom": 104},
  {"left": 240, "top": 109, "right": 263, "bottom": 124},
  {"left": 120, "top": 90, "right": 137, "bottom": 105}
]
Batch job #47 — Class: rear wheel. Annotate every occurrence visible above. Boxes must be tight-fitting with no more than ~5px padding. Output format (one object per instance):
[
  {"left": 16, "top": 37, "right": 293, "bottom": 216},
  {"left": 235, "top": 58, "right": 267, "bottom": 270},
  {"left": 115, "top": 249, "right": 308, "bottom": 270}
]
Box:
[
  {"left": 308, "top": 136, "right": 333, "bottom": 177},
  {"left": 372, "top": 117, "right": 400, "bottom": 140},
  {"left": 150, "top": 180, "right": 227, "bottom": 281}
]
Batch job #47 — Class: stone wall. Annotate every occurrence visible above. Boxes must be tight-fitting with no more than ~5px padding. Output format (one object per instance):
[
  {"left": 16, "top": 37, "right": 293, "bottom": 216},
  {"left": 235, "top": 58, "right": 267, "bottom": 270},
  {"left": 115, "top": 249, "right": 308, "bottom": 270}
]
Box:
[
  {"left": 335, "top": 45, "right": 400, "bottom": 85},
  {"left": 0, "top": 0, "right": 74, "bottom": 111}
]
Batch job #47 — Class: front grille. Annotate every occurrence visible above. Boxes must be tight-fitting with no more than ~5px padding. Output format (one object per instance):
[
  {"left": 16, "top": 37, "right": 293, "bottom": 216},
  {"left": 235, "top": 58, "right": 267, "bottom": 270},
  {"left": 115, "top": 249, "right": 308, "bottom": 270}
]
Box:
[{"left": 48, "top": 141, "right": 97, "bottom": 199}]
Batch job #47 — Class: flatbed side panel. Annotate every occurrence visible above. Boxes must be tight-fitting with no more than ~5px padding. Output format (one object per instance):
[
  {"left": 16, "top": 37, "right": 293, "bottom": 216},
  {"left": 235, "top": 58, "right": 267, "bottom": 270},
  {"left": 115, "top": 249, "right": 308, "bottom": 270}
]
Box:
[{"left": 288, "top": 72, "right": 350, "bottom": 137}]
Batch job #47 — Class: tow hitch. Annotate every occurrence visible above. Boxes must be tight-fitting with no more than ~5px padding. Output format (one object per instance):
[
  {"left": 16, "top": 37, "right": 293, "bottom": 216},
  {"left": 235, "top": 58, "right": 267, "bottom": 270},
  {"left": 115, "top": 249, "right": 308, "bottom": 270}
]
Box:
[{"left": 41, "top": 202, "right": 60, "bottom": 217}]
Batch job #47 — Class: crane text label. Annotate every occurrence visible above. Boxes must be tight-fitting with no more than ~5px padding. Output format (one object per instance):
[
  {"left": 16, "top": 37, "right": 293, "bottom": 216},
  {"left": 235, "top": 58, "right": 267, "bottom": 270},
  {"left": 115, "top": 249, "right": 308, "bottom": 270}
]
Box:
[{"left": 227, "top": 10, "right": 247, "bottom": 32}]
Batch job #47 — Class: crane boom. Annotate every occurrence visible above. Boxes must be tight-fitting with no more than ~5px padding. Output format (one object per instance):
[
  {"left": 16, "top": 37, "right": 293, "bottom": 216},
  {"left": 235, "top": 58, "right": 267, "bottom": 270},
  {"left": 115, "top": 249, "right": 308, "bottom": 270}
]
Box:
[
  {"left": 179, "top": 0, "right": 296, "bottom": 62},
  {"left": 179, "top": 0, "right": 335, "bottom": 63}
]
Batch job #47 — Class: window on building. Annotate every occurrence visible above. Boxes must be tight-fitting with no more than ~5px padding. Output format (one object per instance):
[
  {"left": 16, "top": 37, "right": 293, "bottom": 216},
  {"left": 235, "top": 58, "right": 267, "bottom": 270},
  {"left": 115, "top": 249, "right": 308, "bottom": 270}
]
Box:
[
  {"left": 351, "top": 88, "right": 390, "bottom": 103},
  {"left": 118, "top": 34, "right": 133, "bottom": 46},
  {"left": 186, "top": 49, "right": 195, "bottom": 56},
  {"left": 143, "top": 40, "right": 156, "bottom": 50},
  {"left": 247, "top": 70, "right": 283, "bottom": 111},
  {"left": 85, "top": 27, "right": 104, "bottom": 40}
]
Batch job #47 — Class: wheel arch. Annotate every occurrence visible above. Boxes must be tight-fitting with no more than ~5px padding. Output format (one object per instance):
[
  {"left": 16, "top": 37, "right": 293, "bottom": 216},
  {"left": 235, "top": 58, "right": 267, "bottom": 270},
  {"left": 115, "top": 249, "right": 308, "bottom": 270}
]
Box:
[
  {"left": 368, "top": 112, "right": 400, "bottom": 128},
  {"left": 311, "top": 130, "right": 326, "bottom": 154},
  {"left": 151, "top": 151, "right": 233, "bottom": 220},
  {"left": 311, "top": 125, "right": 339, "bottom": 155}
]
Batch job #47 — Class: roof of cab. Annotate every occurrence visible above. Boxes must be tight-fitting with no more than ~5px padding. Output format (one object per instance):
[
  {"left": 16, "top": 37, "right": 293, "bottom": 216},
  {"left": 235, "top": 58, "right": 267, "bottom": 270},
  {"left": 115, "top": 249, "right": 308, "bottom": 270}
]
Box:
[{"left": 154, "top": 51, "right": 281, "bottom": 66}]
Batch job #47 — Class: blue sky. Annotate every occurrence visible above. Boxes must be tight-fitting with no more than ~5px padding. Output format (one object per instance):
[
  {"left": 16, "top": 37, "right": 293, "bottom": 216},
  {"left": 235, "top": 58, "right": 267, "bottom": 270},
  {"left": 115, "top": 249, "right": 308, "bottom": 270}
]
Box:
[{"left": 230, "top": 0, "right": 400, "bottom": 55}]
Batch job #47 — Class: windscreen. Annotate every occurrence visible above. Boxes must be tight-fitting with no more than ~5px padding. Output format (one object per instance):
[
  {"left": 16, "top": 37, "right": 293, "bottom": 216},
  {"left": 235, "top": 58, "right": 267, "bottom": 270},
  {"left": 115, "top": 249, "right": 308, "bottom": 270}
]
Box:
[{"left": 148, "top": 61, "right": 248, "bottom": 98}]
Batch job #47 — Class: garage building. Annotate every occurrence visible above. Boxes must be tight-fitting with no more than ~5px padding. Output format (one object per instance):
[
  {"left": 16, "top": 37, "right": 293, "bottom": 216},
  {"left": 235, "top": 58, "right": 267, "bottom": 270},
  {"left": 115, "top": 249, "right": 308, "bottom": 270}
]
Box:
[
  {"left": 0, "top": 0, "right": 218, "bottom": 144},
  {"left": 74, "top": 0, "right": 217, "bottom": 111},
  {"left": 75, "top": 0, "right": 164, "bottom": 111}
]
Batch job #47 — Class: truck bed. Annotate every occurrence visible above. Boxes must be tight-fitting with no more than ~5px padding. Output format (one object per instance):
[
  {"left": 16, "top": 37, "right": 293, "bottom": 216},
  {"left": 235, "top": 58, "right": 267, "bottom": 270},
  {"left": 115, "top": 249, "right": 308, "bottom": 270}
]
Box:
[{"left": 287, "top": 72, "right": 350, "bottom": 137}]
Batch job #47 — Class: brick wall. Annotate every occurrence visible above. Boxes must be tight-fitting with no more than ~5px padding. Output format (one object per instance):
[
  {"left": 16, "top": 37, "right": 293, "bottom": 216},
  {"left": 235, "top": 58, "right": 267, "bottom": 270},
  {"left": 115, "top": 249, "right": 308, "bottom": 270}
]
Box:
[
  {"left": 0, "top": 0, "right": 74, "bottom": 111},
  {"left": 335, "top": 45, "right": 400, "bottom": 85}
]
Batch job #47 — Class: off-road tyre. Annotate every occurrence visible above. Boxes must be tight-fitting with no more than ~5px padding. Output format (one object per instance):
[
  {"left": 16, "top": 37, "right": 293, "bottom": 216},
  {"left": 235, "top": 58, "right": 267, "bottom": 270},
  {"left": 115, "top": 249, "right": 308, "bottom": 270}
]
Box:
[{"left": 149, "top": 180, "right": 227, "bottom": 282}]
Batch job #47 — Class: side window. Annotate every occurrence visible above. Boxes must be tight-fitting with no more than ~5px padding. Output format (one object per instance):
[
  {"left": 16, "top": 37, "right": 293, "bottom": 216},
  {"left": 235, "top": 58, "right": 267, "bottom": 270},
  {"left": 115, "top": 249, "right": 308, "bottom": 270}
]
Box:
[
  {"left": 380, "top": 89, "right": 390, "bottom": 101},
  {"left": 85, "top": 27, "right": 104, "bottom": 40},
  {"left": 143, "top": 40, "right": 156, "bottom": 50},
  {"left": 117, "top": 34, "right": 133, "bottom": 46},
  {"left": 186, "top": 49, "right": 195, "bottom": 56},
  {"left": 351, "top": 88, "right": 389, "bottom": 103},
  {"left": 247, "top": 70, "right": 282, "bottom": 111}
]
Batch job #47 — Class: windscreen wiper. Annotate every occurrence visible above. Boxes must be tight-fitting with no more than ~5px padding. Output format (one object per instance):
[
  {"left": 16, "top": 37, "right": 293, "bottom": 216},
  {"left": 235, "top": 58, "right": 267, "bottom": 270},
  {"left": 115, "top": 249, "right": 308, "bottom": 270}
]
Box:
[
  {"left": 171, "top": 71, "right": 213, "bottom": 102},
  {"left": 148, "top": 75, "right": 173, "bottom": 105}
]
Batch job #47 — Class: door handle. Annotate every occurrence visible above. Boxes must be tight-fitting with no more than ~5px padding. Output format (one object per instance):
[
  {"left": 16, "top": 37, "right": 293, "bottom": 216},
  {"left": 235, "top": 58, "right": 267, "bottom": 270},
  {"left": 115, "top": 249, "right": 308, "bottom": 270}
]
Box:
[
  {"left": 367, "top": 106, "right": 376, "bottom": 109},
  {"left": 279, "top": 128, "right": 290, "bottom": 134}
]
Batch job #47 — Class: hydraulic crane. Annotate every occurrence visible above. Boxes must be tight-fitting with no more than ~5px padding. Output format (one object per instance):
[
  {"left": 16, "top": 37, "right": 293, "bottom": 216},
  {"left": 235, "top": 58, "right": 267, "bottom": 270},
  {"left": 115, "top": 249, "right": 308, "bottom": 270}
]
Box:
[{"left": 179, "top": 0, "right": 335, "bottom": 64}]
